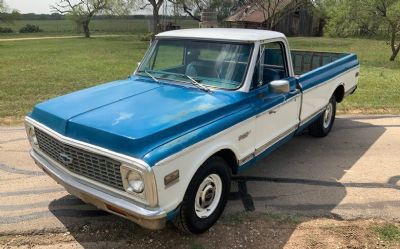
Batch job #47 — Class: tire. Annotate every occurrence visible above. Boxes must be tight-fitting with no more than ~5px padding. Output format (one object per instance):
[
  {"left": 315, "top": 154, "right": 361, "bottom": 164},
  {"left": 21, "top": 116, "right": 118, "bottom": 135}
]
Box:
[
  {"left": 173, "top": 156, "right": 231, "bottom": 234},
  {"left": 309, "top": 96, "right": 336, "bottom": 137}
]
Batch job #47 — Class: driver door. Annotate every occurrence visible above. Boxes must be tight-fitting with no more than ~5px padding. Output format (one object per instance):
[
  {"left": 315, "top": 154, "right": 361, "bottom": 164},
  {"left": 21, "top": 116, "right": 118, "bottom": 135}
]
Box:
[{"left": 251, "top": 41, "right": 301, "bottom": 157}]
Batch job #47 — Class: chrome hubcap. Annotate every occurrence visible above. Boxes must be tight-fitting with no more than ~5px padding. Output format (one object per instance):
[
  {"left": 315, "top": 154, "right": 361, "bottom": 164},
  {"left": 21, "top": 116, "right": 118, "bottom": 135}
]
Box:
[
  {"left": 195, "top": 174, "right": 222, "bottom": 218},
  {"left": 323, "top": 102, "right": 333, "bottom": 129}
]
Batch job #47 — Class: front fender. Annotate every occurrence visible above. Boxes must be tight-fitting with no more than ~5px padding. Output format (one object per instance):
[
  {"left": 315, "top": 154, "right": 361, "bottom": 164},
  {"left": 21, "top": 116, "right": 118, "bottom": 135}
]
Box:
[{"left": 147, "top": 114, "right": 256, "bottom": 214}]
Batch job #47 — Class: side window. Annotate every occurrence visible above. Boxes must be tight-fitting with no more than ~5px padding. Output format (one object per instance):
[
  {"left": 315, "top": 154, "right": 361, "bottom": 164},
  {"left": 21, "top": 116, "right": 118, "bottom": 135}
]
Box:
[
  {"left": 251, "top": 42, "right": 288, "bottom": 89},
  {"left": 152, "top": 41, "right": 184, "bottom": 70}
]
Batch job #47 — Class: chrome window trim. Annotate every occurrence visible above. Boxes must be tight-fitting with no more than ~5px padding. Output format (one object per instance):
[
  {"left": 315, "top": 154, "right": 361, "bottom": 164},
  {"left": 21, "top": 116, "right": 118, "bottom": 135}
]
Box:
[{"left": 25, "top": 116, "right": 159, "bottom": 207}]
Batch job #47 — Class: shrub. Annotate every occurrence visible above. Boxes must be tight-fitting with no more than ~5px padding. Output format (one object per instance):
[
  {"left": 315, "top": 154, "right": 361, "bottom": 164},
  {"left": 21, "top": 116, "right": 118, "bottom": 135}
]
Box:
[
  {"left": 19, "top": 24, "right": 42, "bottom": 33},
  {"left": 0, "top": 27, "right": 14, "bottom": 33},
  {"left": 139, "top": 32, "right": 153, "bottom": 41}
]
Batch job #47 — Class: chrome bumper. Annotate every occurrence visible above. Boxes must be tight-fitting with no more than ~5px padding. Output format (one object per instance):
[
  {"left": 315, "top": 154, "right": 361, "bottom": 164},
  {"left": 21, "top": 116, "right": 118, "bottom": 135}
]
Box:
[{"left": 30, "top": 149, "right": 166, "bottom": 230}]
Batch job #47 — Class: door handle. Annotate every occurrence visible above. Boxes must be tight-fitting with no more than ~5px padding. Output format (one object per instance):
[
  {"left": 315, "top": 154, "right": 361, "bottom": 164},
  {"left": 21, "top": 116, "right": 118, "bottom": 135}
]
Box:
[{"left": 268, "top": 110, "right": 277, "bottom": 114}]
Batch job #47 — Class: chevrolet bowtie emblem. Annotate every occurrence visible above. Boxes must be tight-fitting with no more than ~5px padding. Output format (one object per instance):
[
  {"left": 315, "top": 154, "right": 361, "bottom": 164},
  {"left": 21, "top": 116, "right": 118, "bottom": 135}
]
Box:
[{"left": 59, "top": 153, "right": 73, "bottom": 165}]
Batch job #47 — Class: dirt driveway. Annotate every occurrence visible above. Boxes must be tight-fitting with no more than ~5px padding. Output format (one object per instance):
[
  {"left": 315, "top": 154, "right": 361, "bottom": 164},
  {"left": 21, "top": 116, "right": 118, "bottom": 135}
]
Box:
[{"left": 0, "top": 115, "right": 399, "bottom": 248}]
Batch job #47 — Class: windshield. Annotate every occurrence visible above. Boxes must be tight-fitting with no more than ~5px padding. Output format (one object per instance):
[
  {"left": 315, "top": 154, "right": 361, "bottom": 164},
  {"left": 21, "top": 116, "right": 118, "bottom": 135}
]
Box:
[{"left": 136, "top": 39, "right": 253, "bottom": 90}]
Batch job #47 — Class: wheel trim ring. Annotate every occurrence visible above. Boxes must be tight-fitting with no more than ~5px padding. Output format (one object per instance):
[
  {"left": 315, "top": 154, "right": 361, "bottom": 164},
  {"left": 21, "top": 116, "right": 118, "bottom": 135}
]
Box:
[
  {"left": 194, "top": 174, "right": 223, "bottom": 219},
  {"left": 323, "top": 102, "right": 333, "bottom": 129}
]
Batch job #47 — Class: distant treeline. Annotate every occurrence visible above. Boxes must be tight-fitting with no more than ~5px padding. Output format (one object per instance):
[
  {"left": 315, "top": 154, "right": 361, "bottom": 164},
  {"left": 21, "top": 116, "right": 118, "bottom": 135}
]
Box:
[{"left": 2, "top": 13, "right": 194, "bottom": 21}]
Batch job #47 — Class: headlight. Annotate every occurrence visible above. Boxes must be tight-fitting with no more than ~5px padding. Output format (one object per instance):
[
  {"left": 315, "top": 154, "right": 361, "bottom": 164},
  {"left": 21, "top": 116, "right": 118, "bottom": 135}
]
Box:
[
  {"left": 120, "top": 164, "right": 158, "bottom": 207},
  {"left": 26, "top": 125, "right": 39, "bottom": 148},
  {"left": 126, "top": 170, "right": 144, "bottom": 193},
  {"left": 120, "top": 165, "right": 146, "bottom": 198}
]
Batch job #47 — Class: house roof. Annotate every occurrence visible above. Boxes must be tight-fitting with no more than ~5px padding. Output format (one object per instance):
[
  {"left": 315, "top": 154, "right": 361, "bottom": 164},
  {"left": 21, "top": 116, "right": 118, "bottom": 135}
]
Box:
[
  {"left": 226, "top": 0, "right": 294, "bottom": 24},
  {"left": 156, "top": 28, "right": 285, "bottom": 42}
]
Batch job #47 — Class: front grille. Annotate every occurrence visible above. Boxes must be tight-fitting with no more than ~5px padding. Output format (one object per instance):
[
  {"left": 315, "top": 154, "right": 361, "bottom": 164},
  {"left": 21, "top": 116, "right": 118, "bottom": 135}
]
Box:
[{"left": 35, "top": 128, "right": 124, "bottom": 190}]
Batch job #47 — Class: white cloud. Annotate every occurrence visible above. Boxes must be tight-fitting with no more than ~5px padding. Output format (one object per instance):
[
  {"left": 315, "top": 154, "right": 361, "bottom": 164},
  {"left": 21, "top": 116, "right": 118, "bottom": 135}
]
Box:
[
  {"left": 5, "top": 0, "right": 169, "bottom": 15},
  {"left": 5, "top": 0, "right": 56, "bottom": 14}
]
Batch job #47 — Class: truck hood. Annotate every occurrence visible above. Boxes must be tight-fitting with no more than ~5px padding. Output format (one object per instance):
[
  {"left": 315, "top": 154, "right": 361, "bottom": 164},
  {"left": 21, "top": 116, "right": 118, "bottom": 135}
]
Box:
[{"left": 30, "top": 76, "right": 249, "bottom": 161}]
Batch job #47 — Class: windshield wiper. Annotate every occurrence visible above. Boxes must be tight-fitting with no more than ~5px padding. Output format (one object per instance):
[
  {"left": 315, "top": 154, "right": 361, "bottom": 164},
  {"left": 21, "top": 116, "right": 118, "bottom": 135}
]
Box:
[
  {"left": 140, "top": 70, "right": 159, "bottom": 83},
  {"left": 183, "top": 74, "right": 211, "bottom": 93}
]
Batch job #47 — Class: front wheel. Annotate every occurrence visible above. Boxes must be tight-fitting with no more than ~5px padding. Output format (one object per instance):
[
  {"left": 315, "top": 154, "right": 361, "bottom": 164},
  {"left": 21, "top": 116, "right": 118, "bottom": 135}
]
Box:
[
  {"left": 173, "top": 156, "right": 231, "bottom": 234},
  {"left": 309, "top": 96, "right": 336, "bottom": 137}
]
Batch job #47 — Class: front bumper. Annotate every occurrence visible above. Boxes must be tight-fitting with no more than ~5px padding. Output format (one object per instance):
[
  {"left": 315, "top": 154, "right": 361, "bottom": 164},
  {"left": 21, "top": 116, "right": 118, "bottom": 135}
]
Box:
[{"left": 30, "top": 149, "right": 166, "bottom": 230}]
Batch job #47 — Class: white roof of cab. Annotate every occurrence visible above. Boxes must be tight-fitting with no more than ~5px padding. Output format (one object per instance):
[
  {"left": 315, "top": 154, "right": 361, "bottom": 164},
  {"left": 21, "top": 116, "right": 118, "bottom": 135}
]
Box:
[{"left": 156, "top": 28, "right": 285, "bottom": 42}]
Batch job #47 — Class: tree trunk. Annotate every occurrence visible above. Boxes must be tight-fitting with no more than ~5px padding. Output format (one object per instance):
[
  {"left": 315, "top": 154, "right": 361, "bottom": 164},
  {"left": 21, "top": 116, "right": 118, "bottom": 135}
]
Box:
[
  {"left": 389, "top": 25, "right": 400, "bottom": 61},
  {"left": 83, "top": 21, "right": 90, "bottom": 38},
  {"left": 390, "top": 45, "right": 400, "bottom": 61},
  {"left": 152, "top": 7, "right": 160, "bottom": 35}
]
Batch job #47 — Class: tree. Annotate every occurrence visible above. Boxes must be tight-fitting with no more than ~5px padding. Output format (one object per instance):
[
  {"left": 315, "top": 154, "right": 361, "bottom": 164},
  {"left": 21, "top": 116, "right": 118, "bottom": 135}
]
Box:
[
  {"left": 133, "top": 0, "right": 164, "bottom": 34},
  {"left": 167, "top": 0, "right": 240, "bottom": 22},
  {"left": 0, "top": 1, "right": 20, "bottom": 23},
  {"left": 375, "top": 0, "right": 400, "bottom": 61},
  {"left": 0, "top": 0, "right": 8, "bottom": 22},
  {"left": 147, "top": 0, "right": 164, "bottom": 34},
  {"left": 324, "top": 0, "right": 400, "bottom": 61},
  {"left": 324, "top": 0, "right": 379, "bottom": 37},
  {"left": 168, "top": 0, "right": 204, "bottom": 22},
  {"left": 52, "top": 0, "right": 115, "bottom": 38},
  {"left": 246, "top": 0, "right": 312, "bottom": 29}
]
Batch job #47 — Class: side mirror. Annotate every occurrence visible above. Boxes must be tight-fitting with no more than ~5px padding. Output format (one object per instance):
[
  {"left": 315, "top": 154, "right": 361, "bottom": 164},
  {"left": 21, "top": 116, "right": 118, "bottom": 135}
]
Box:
[{"left": 270, "top": 80, "right": 290, "bottom": 94}]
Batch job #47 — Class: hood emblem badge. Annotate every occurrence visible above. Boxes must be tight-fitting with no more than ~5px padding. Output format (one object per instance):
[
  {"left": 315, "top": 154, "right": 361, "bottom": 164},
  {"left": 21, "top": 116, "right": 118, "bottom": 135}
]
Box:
[{"left": 59, "top": 153, "right": 73, "bottom": 165}]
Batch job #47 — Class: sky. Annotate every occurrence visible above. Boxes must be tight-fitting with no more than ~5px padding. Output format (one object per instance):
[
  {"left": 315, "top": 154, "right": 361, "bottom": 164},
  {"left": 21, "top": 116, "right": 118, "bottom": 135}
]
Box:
[
  {"left": 4, "top": 0, "right": 154, "bottom": 14},
  {"left": 5, "top": 0, "right": 57, "bottom": 14}
]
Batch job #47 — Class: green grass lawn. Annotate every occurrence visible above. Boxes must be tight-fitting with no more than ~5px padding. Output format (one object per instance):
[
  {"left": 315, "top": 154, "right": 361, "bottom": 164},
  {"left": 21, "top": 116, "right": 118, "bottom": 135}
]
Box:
[
  {"left": 0, "top": 36, "right": 399, "bottom": 124},
  {"left": 0, "top": 36, "right": 149, "bottom": 123}
]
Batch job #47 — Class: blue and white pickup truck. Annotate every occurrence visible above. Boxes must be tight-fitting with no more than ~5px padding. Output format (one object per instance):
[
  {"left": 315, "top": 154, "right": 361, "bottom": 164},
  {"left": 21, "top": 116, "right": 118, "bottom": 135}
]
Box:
[{"left": 26, "top": 28, "right": 359, "bottom": 234}]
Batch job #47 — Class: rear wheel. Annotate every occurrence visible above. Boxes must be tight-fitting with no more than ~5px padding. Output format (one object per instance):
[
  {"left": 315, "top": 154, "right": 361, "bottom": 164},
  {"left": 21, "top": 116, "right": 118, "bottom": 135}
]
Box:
[
  {"left": 173, "top": 156, "right": 231, "bottom": 234},
  {"left": 309, "top": 96, "right": 336, "bottom": 137}
]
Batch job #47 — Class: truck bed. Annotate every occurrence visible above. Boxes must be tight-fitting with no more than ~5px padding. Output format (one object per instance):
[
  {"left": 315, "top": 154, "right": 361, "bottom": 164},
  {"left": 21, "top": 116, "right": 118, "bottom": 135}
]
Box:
[
  {"left": 291, "top": 50, "right": 359, "bottom": 92},
  {"left": 291, "top": 50, "right": 359, "bottom": 124},
  {"left": 291, "top": 50, "right": 348, "bottom": 76}
]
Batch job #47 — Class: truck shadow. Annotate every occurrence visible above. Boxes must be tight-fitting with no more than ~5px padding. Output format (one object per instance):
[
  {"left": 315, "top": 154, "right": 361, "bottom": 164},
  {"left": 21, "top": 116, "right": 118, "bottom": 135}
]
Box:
[
  {"left": 228, "top": 117, "right": 396, "bottom": 217},
  {"left": 48, "top": 117, "right": 393, "bottom": 248}
]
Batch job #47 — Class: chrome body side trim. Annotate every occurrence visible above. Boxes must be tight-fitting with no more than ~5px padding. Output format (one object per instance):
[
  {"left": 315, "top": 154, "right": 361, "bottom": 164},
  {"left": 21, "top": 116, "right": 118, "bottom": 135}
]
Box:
[
  {"left": 238, "top": 153, "right": 254, "bottom": 165},
  {"left": 344, "top": 85, "right": 357, "bottom": 97},
  {"left": 254, "top": 125, "right": 297, "bottom": 157},
  {"left": 299, "top": 108, "right": 326, "bottom": 127},
  {"left": 30, "top": 149, "right": 166, "bottom": 230},
  {"left": 238, "top": 124, "right": 297, "bottom": 166}
]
